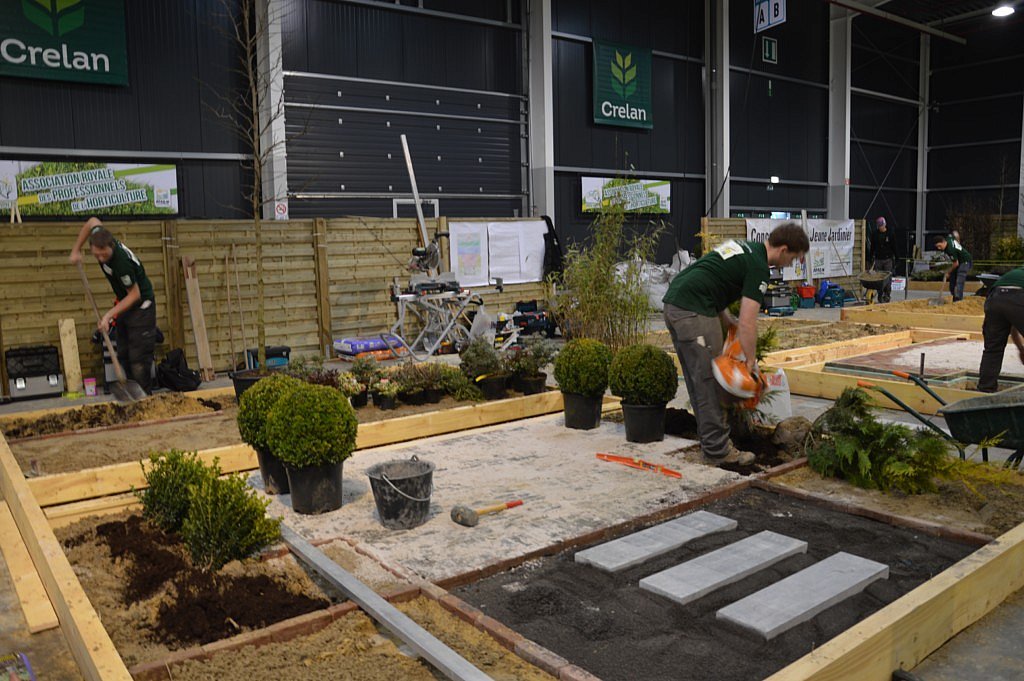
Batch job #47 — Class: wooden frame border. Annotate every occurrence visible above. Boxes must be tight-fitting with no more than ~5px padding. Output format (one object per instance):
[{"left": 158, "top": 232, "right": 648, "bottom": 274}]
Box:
[{"left": 841, "top": 305, "right": 983, "bottom": 333}]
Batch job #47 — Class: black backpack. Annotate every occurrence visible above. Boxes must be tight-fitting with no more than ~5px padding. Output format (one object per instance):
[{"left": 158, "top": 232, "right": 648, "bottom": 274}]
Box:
[{"left": 157, "top": 349, "right": 202, "bottom": 392}]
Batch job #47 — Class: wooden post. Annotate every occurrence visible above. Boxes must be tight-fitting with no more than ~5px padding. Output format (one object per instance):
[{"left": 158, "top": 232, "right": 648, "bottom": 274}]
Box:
[
  {"left": 57, "top": 319, "right": 83, "bottom": 393},
  {"left": 0, "top": 313, "right": 8, "bottom": 398},
  {"left": 698, "top": 216, "right": 712, "bottom": 256},
  {"left": 160, "top": 220, "right": 185, "bottom": 350},
  {"left": 181, "top": 256, "right": 216, "bottom": 381},
  {"left": 313, "top": 218, "right": 333, "bottom": 358}
]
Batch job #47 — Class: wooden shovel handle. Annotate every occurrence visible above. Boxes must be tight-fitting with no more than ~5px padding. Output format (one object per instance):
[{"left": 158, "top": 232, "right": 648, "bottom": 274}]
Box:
[{"left": 76, "top": 261, "right": 127, "bottom": 384}]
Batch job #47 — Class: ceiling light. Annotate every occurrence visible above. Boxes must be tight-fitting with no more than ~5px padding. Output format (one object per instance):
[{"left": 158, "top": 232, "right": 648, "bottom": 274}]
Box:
[
  {"left": 770, "top": 176, "right": 780, "bottom": 184},
  {"left": 992, "top": 5, "right": 1015, "bottom": 17}
]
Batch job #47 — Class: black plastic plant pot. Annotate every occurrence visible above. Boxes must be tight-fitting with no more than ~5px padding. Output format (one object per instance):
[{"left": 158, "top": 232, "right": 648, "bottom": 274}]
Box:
[
  {"left": 621, "top": 403, "right": 667, "bottom": 443},
  {"left": 401, "top": 390, "right": 428, "bottom": 406},
  {"left": 477, "top": 375, "right": 509, "bottom": 400},
  {"left": 350, "top": 389, "right": 369, "bottom": 408},
  {"left": 229, "top": 369, "right": 264, "bottom": 402},
  {"left": 512, "top": 373, "right": 547, "bottom": 395},
  {"left": 366, "top": 456, "right": 435, "bottom": 530},
  {"left": 256, "top": 446, "right": 290, "bottom": 495},
  {"left": 285, "top": 460, "right": 344, "bottom": 515},
  {"left": 376, "top": 394, "right": 397, "bottom": 410},
  {"left": 562, "top": 392, "right": 602, "bottom": 430},
  {"left": 424, "top": 388, "right": 444, "bottom": 404}
]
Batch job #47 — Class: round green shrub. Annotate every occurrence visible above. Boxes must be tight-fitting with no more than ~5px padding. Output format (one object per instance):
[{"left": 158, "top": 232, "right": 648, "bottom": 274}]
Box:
[
  {"left": 608, "top": 344, "right": 678, "bottom": 405},
  {"left": 136, "top": 449, "right": 221, "bottom": 534},
  {"left": 236, "top": 374, "right": 304, "bottom": 450},
  {"left": 265, "top": 383, "right": 358, "bottom": 468},
  {"left": 181, "top": 474, "right": 281, "bottom": 572},
  {"left": 553, "top": 338, "right": 613, "bottom": 398}
]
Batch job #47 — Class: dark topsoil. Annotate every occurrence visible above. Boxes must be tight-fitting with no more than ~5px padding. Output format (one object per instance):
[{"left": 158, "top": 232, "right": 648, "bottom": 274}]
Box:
[
  {"left": 664, "top": 408, "right": 792, "bottom": 474},
  {"left": 455, "top": 488, "right": 975, "bottom": 681}
]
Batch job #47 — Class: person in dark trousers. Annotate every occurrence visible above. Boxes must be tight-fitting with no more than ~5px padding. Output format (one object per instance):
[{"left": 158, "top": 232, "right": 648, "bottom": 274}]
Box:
[
  {"left": 662, "top": 223, "right": 809, "bottom": 467},
  {"left": 69, "top": 217, "right": 157, "bottom": 394},
  {"left": 869, "top": 217, "right": 896, "bottom": 302},
  {"left": 935, "top": 234, "right": 972, "bottom": 302},
  {"left": 978, "top": 266, "right": 1024, "bottom": 393}
]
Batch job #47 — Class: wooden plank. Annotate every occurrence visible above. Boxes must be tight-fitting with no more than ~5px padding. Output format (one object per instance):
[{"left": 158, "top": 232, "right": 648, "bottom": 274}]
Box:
[
  {"left": 0, "top": 432, "right": 132, "bottom": 680},
  {"left": 0, "top": 311, "right": 8, "bottom": 398},
  {"left": 27, "top": 392, "right": 618, "bottom": 508},
  {"left": 842, "top": 306, "right": 982, "bottom": 333},
  {"left": 181, "top": 256, "right": 215, "bottom": 381},
  {"left": 313, "top": 217, "right": 333, "bottom": 357},
  {"left": 0, "top": 501, "right": 59, "bottom": 632},
  {"left": 58, "top": 318, "right": 83, "bottom": 393},
  {"left": 784, "top": 364, "right": 978, "bottom": 416},
  {"left": 28, "top": 444, "right": 256, "bottom": 507},
  {"left": 161, "top": 220, "right": 185, "bottom": 350},
  {"left": 45, "top": 493, "right": 140, "bottom": 529},
  {"left": 768, "top": 521, "right": 1024, "bottom": 681},
  {"left": 281, "top": 525, "right": 491, "bottom": 681},
  {"left": 764, "top": 331, "right": 915, "bottom": 368}
]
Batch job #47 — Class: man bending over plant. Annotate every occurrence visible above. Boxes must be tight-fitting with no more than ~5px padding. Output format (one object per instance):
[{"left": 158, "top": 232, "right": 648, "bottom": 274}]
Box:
[{"left": 662, "top": 223, "right": 809, "bottom": 466}]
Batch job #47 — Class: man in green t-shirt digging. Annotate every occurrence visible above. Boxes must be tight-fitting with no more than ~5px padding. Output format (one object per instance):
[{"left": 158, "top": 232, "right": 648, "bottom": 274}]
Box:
[
  {"left": 662, "top": 223, "right": 809, "bottom": 466},
  {"left": 935, "top": 234, "right": 972, "bottom": 302},
  {"left": 978, "top": 266, "right": 1024, "bottom": 393},
  {"left": 69, "top": 217, "right": 158, "bottom": 394}
]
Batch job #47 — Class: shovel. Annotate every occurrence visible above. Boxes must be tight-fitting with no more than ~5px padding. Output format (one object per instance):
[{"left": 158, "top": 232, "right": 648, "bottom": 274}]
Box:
[
  {"left": 76, "top": 261, "right": 147, "bottom": 403},
  {"left": 929, "top": 287, "right": 948, "bottom": 307}
]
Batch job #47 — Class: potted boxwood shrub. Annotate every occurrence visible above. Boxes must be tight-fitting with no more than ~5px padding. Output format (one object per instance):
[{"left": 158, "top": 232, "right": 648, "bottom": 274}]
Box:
[
  {"left": 553, "top": 338, "right": 613, "bottom": 429},
  {"left": 236, "top": 373, "right": 304, "bottom": 494},
  {"left": 460, "top": 337, "right": 508, "bottom": 400},
  {"left": 265, "top": 383, "right": 358, "bottom": 514},
  {"left": 609, "top": 344, "right": 678, "bottom": 443},
  {"left": 505, "top": 338, "right": 557, "bottom": 395}
]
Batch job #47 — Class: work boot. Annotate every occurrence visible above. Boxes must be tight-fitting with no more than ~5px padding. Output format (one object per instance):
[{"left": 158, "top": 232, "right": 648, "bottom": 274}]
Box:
[{"left": 705, "top": 446, "right": 756, "bottom": 467}]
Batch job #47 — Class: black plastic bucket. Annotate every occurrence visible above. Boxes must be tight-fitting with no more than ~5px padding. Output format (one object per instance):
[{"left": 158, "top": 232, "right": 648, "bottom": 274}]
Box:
[
  {"left": 256, "top": 446, "right": 290, "bottom": 494},
  {"left": 563, "top": 392, "right": 602, "bottom": 430},
  {"left": 366, "top": 456, "right": 435, "bottom": 530},
  {"left": 285, "top": 460, "right": 344, "bottom": 515},
  {"left": 621, "top": 403, "right": 667, "bottom": 443}
]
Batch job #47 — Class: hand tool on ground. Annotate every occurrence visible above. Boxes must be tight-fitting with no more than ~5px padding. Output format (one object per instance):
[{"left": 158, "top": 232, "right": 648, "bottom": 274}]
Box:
[
  {"left": 75, "top": 261, "right": 146, "bottom": 403},
  {"left": 450, "top": 499, "right": 523, "bottom": 527},
  {"left": 712, "top": 325, "right": 768, "bottom": 407},
  {"left": 596, "top": 453, "right": 682, "bottom": 479}
]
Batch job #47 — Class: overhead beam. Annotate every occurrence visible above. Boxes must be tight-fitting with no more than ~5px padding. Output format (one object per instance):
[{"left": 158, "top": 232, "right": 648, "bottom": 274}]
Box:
[{"left": 828, "top": 0, "right": 968, "bottom": 45}]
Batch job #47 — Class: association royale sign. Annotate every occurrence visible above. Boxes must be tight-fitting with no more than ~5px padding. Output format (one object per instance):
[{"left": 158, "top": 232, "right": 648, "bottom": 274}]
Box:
[
  {"left": 0, "top": 0, "right": 128, "bottom": 85},
  {"left": 593, "top": 41, "right": 652, "bottom": 130}
]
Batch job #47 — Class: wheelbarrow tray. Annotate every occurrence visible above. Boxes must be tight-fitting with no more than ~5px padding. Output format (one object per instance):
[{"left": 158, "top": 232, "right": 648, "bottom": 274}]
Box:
[
  {"left": 939, "top": 386, "right": 1024, "bottom": 449},
  {"left": 859, "top": 271, "right": 891, "bottom": 291}
]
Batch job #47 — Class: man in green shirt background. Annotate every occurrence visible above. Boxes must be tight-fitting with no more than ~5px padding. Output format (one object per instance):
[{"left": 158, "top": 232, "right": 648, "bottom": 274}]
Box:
[
  {"left": 662, "top": 223, "right": 809, "bottom": 466},
  {"left": 69, "top": 217, "right": 158, "bottom": 394},
  {"left": 935, "top": 234, "right": 972, "bottom": 302},
  {"left": 978, "top": 266, "right": 1024, "bottom": 393}
]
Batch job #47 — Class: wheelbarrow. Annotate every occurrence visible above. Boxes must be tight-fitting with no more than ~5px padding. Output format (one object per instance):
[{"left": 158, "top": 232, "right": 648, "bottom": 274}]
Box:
[
  {"left": 857, "top": 372, "right": 1024, "bottom": 468},
  {"left": 859, "top": 270, "right": 891, "bottom": 305}
]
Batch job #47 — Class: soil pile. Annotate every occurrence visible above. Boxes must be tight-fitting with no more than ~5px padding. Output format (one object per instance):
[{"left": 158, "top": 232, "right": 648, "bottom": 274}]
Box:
[
  {"left": 663, "top": 408, "right": 799, "bottom": 473},
  {"left": 2, "top": 393, "right": 224, "bottom": 439},
  {"left": 59, "top": 513, "right": 330, "bottom": 665},
  {"left": 881, "top": 296, "right": 985, "bottom": 315},
  {"left": 767, "top": 321, "right": 906, "bottom": 350}
]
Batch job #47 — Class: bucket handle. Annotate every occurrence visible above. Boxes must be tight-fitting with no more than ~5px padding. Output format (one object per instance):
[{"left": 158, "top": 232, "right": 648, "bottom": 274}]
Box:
[{"left": 380, "top": 473, "right": 433, "bottom": 503}]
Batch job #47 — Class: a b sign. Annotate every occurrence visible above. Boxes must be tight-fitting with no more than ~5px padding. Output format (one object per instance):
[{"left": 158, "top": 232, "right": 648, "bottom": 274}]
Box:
[{"left": 755, "top": 0, "right": 786, "bottom": 33}]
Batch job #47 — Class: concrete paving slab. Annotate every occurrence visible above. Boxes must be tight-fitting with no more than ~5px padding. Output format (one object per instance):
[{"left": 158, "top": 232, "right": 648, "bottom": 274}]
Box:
[
  {"left": 256, "top": 413, "right": 735, "bottom": 582},
  {"left": 716, "top": 551, "right": 889, "bottom": 640},
  {"left": 639, "top": 530, "right": 806, "bottom": 605},
  {"left": 574, "top": 511, "right": 738, "bottom": 572}
]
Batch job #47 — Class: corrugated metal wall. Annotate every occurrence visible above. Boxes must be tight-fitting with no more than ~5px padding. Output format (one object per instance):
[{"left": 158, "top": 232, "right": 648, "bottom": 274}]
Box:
[
  {"left": 280, "top": 0, "right": 527, "bottom": 219},
  {"left": 0, "top": 0, "right": 249, "bottom": 218},
  {"left": 551, "top": 0, "right": 705, "bottom": 263}
]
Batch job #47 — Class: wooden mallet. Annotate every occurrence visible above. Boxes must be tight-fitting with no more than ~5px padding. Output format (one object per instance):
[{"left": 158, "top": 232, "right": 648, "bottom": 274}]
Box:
[{"left": 450, "top": 500, "right": 523, "bottom": 527}]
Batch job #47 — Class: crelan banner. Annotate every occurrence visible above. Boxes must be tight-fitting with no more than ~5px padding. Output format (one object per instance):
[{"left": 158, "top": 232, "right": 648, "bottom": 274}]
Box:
[
  {"left": 0, "top": 0, "right": 128, "bottom": 85},
  {"left": 593, "top": 41, "right": 652, "bottom": 130}
]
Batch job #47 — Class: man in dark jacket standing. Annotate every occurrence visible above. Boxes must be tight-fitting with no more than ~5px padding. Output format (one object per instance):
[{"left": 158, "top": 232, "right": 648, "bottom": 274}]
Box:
[{"left": 870, "top": 217, "right": 896, "bottom": 302}]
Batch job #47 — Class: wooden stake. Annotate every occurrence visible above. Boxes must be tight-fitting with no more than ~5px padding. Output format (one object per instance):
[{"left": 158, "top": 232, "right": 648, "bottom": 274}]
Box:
[
  {"left": 0, "top": 501, "right": 59, "bottom": 632},
  {"left": 0, "top": 312, "right": 8, "bottom": 398},
  {"left": 232, "top": 244, "right": 251, "bottom": 369},
  {"left": 225, "top": 253, "right": 237, "bottom": 371},
  {"left": 58, "top": 318, "right": 84, "bottom": 393},
  {"left": 181, "top": 256, "right": 216, "bottom": 381}
]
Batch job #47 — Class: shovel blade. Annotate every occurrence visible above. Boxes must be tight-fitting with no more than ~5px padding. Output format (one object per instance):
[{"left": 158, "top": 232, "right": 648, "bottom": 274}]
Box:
[{"left": 110, "top": 380, "right": 147, "bottom": 403}]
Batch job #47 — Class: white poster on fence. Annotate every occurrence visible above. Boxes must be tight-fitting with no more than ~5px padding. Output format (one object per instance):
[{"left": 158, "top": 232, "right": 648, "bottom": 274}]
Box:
[
  {"left": 746, "top": 219, "right": 855, "bottom": 281},
  {"left": 448, "top": 222, "right": 490, "bottom": 287},
  {"left": 487, "top": 220, "right": 548, "bottom": 285}
]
